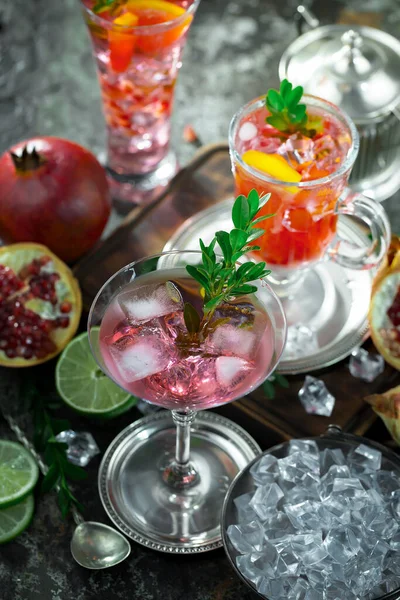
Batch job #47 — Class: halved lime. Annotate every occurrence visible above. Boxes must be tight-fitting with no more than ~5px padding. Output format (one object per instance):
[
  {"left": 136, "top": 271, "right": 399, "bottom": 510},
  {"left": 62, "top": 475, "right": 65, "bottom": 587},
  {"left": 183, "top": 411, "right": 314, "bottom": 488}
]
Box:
[
  {"left": 0, "top": 441, "right": 39, "bottom": 508},
  {"left": 56, "top": 330, "right": 136, "bottom": 417},
  {"left": 0, "top": 494, "right": 35, "bottom": 544}
]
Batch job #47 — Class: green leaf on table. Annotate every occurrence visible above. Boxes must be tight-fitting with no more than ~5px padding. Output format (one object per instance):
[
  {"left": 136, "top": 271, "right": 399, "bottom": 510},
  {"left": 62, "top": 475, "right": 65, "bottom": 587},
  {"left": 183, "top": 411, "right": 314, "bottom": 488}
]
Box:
[
  {"left": 41, "top": 463, "right": 60, "bottom": 494},
  {"left": 263, "top": 380, "right": 276, "bottom": 399},
  {"left": 62, "top": 462, "right": 88, "bottom": 482}
]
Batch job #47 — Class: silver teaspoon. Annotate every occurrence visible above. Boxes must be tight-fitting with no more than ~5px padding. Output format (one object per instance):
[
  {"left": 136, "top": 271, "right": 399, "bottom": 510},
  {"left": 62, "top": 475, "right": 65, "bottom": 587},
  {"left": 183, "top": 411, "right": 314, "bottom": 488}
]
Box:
[{"left": 3, "top": 412, "right": 131, "bottom": 569}]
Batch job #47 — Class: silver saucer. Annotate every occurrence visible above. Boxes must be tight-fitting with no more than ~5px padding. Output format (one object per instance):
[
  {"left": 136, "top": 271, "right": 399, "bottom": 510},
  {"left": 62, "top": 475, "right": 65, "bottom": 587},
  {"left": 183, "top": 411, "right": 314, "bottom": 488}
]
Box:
[
  {"left": 98, "top": 410, "right": 261, "bottom": 554},
  {"left": 163, "top": 199, "right": 374, "bottom": 374}
]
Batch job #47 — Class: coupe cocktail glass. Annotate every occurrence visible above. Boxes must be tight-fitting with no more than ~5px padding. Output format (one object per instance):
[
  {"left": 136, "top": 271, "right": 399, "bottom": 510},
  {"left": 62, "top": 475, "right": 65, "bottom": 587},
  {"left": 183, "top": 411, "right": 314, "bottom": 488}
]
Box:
[
  {"left": 230, "top": 94, "right": 390, "bottom": 292},
  {"left": 88, "top": 250, "right": 286, "bottom": 548},
  {"left": 81, "top": 0, "right": 200, "bottom": 203}
]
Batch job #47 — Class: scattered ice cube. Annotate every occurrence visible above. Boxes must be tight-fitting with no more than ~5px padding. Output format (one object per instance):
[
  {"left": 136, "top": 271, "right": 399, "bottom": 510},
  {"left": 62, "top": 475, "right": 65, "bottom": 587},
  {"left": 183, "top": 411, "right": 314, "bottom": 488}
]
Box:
[
  {"left": 55, "top": 430, "right": 100, "bottom": 467},
  {"left": 375, "top": 470, "right": 400, "bottom": 495},
  {"left": 284, "top": 325, "right": 318, "bottom": 360},
  {"left": 250, "top": 454, "right": 278, "bottom": 486},
  {"left": 257, "top": 577, "right": 286, "bottom": 600},
  {"left": 348, "top": 347, "right": 385, "bottom": 382},
  {"left": 275, "top": 547, "right": 300, "bottom": 576},
  {"left": 118, "top": 281, "right": 183, "bottom": 324},
  {"left": 284, "top": 501, "right": 321, "bottom": 532},
  {"left": 390, "top": 532, "right": 400, "bottom": 551},
  {"left": 235, "top": 554, "right": 262, "bottom": 584},
  {"left": 319, "top": 448, "right": 346, "bottom": 475},
  {"left": 234, "top": 492, "right": 258, "bottom": 523},
  {"left": 263, "top": 512, "right": 296, "bottom": 540},
  {"left": 215, "top": 356, "right": 250, "bottom": 387},
  {"left": 109, "top": 335, "right": 172, "bottom": 383},
  {"left": 298, "top": 375, "right": 335, "bottom": 417},
  {"left": 239, "top": 122, "right": 257, "bottom": 141},
  {"left": 278, "top": 451, "right": 319, "bottom": 484},
  {"left": 227, "top": 520, "right": 264, "bottom": 553},
  {"left": 288, "top": 439, "right": 319, "bottom": 458},
  {"left": 324, "top": 525, "right": 361, "bottom": 564},
  {"left": 290, "top": 578, "right": 309, "bottom": 600},
  {"left": 250, "top": 483, "right": 284, "bottom": 520},
  {"left": 330, "top": 477, "right": 369, "bottom": 509},
  {"left": 348, "top": 444, "right": 382, "bottom": 471}
]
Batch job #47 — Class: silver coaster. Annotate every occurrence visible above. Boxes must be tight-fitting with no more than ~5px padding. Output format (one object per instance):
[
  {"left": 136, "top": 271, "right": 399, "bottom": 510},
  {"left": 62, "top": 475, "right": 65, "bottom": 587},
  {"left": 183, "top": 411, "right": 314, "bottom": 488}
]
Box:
[
  {"left": 163, "top": 199, "right": 374, "bottom": 374},
  {"left": 98, "top": 410, "right": 261, "bottom": 554}
]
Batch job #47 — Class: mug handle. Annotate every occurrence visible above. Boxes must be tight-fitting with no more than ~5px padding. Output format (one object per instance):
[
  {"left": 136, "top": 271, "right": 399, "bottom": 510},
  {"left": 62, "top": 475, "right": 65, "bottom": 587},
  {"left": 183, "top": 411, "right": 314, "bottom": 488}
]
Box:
[{"left": 326, "top": 190, "right": 391, "bottom": 270}]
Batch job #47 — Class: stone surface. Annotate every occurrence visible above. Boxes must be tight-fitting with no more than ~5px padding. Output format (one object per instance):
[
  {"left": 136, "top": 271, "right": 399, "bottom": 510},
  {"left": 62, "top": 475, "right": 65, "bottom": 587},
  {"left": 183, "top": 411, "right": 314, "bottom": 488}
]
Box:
[{"left": 1, "top": 0, "right": 400, "bottom": 598}]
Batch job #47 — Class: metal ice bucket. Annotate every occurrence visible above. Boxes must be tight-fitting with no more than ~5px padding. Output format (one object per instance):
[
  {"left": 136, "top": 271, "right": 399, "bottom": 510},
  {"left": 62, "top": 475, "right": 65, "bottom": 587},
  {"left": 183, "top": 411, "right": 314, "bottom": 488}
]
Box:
[{"left": 221, "top": 425, "right": 400, "bottom": 600}]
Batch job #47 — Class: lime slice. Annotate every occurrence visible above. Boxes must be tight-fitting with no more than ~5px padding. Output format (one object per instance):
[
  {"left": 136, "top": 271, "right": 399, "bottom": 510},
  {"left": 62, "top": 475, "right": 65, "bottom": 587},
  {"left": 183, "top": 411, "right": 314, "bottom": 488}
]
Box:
[
  {"left": 0, "top": 441, "right": 39, "bottom": 508},
  {"left": 56, "top": 330, "right": 136, "bottom": 417},
  {"left": 0, "top": 494, "right": 35, "bottom": 544}
]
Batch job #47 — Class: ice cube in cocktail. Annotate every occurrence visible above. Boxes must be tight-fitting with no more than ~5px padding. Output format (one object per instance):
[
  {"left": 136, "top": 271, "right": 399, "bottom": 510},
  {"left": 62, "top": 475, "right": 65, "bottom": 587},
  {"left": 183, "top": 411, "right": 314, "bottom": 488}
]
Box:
[{"left": 99, "top": 268, "right": 275, "bottom": 411}]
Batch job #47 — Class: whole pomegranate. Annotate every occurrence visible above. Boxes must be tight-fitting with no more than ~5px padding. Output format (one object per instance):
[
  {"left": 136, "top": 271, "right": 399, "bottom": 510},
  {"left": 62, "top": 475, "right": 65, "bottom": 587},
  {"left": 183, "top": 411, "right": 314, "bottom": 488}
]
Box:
[{"left": 0, "top": 137, "right": 111, "bottom": 263}]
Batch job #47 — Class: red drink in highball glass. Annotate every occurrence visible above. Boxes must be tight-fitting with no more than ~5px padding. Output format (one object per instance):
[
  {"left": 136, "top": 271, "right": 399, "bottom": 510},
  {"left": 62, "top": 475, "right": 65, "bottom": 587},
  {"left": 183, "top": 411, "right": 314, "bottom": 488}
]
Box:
[
  {"left": 99, "top": 268, "right": 274, "bottom": 411},
  {"left": 231, "top": 97, "right": 352, "bottom": 269},
  {"left": 82, "top": 0, "right": 197, "bottom": 176}
]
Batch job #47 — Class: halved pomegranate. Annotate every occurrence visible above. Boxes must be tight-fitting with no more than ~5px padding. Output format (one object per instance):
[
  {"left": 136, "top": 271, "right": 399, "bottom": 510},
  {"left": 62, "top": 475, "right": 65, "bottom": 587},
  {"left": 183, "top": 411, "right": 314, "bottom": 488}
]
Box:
[
  {"left": 0, "top": 243, "right": 82, "bottom": 367},
  {"left": 369, "top": 236, "right": 400, "bottom": 371}
]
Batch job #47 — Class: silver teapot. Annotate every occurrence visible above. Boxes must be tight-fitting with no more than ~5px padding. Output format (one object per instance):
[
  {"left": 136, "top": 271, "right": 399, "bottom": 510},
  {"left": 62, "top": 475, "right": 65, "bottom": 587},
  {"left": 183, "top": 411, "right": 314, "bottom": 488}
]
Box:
[{"left": 279, "top": 7, "right": 400, "bottom": 202}]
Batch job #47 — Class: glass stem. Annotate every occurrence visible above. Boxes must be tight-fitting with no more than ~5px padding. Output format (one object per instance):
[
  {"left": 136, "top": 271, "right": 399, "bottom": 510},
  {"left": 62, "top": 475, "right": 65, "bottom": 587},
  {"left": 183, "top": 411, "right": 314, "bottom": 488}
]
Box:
[{"left": 163, "top": 410, "right": 199, "bottom": 489}]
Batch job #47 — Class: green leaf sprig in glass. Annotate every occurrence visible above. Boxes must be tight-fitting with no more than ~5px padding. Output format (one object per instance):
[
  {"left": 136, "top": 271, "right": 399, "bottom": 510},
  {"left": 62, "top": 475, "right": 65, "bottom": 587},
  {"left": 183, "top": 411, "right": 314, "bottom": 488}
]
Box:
[
  {"left": 183, "top": 189, "right": 273, "bottom": 339},
  {"left": 265, "top": 79, "right": 323, "bottom": 137}
]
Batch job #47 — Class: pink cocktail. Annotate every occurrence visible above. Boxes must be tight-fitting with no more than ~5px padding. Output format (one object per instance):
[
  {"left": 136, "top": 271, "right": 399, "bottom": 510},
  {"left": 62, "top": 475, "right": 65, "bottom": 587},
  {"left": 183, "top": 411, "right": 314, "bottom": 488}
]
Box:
[
  {"left": 99, "top": 267, "right": 274, "bottom": 412},
  {"left": 88, "top": 250, "right": 286, "bottom": 549},
  {"left": 81, "top": 0, "right": 200, "bottom": 201}
]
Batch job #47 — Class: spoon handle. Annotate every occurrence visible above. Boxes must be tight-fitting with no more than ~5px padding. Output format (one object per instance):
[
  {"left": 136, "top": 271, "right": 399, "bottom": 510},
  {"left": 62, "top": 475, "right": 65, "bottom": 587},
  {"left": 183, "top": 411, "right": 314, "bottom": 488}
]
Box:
[
  {"left": 2, "top": 411, "right": 84, "bottom": 527},
  {"left": 3, "top": 412, "right": 48, "bottom": 475}
]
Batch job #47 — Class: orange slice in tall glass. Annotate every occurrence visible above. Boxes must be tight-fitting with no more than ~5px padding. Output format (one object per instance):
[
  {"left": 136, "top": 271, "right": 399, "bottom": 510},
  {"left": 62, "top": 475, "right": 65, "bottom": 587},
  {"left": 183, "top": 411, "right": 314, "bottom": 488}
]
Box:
[
  {"left": 109, "top": 12, "right": 139, "bottom": 73},
  {"left": 127, "top": 0, "right": 192, "bottom": 52}
]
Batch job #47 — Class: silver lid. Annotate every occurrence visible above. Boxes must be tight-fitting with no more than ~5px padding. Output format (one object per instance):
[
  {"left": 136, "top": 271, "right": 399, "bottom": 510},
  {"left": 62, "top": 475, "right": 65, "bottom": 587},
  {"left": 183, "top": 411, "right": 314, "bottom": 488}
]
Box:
[{"left": 279, "top": 25, "right": 400, "bottom": 123}]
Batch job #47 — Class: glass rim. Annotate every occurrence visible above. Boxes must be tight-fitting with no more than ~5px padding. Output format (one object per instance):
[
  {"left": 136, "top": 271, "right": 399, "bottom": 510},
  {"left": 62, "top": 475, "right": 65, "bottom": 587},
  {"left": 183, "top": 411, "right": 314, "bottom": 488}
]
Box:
[
  {"left": 88, "top": 250, "right": 286, "bottom": 316},
  {"left": 228, "top": 93, "right": 360, "bottom": 190},
  {"left": 88, "top": 249, "right": 286, "bottom": 337},
  {"left": 81, "top": 0, "right": 201, "bottom": 33}
]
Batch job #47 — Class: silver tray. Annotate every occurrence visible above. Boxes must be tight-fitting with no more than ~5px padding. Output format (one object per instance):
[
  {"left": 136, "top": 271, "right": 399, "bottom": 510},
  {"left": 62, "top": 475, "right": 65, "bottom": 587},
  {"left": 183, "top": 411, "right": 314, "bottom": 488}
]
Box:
[
  {"left": 163, "top": 199, "right": 374, "bottom": 374},
  {"left": 98, "top": 410, "right": 261, "bottom": 554}
]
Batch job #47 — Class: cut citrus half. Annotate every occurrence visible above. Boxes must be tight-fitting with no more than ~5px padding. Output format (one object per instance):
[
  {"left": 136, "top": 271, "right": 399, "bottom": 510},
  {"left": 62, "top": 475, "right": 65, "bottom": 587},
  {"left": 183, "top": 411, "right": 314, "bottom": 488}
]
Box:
[
  {"left": 0, "top": 243, "right": 82, "bottom": 367},
  {"left": 241, "top": 150, "right": 301, "bottom": 193},
  {"left": 365, "top": 384, "right": 400, "bottom": 445},
  {"left": 0, "top": 494, "right": 35, "bottom": 544},
  {"left": 56, "top": 330, "right": 136, "bottom": 417},
  {"left": 369, "top": 236, "right": 400, "bottom": 371},
  {"left": 0, "top": 441, "right": 39, "bottom": 508}
]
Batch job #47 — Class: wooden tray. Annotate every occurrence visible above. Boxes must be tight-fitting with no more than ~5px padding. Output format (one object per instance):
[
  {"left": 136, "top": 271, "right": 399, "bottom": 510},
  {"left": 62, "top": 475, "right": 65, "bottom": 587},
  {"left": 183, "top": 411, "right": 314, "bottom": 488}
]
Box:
[{"left": 74, "top": 145, "right": 400, "bottom": 449}]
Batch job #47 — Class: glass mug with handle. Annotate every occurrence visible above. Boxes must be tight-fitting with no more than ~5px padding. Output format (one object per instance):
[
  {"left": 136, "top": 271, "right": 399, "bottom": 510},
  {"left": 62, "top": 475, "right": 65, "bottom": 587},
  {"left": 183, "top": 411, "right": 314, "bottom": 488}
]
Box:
[{"left": 229, "top": 94, "right": 391, "bottom": 294}]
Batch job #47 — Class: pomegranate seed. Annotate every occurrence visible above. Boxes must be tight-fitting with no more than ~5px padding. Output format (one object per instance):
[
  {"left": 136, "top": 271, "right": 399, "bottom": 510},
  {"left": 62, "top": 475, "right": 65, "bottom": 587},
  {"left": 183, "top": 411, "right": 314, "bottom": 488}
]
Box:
[
  {"left": 57, "top": 317, "right": 70, "bottom": 329},
  {"left": 5, "top": 349, "right": 16, "bottom": 358},
  {"left": 60, "top": 301, "right": 72, "bottom": 314}
]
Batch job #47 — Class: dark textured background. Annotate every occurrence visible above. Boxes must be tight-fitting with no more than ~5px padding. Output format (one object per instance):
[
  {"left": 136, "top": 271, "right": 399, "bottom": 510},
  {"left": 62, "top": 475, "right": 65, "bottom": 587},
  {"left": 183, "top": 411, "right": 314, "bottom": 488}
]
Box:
[{"left": 1, "top": 0, "right": 400, "bottom": 598}]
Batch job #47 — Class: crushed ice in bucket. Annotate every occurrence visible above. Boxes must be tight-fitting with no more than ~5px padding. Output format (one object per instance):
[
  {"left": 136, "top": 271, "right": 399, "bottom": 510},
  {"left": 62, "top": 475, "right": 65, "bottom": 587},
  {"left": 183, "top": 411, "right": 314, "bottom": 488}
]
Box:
[{"left": 227, "top": 439, "right": 400, "bottom": 599}]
